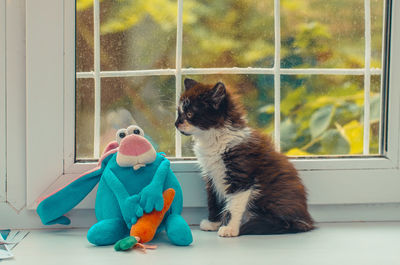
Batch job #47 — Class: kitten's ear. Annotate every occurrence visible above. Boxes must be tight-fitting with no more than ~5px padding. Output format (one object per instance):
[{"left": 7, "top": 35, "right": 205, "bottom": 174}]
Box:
[
  {"left": 184, "top": 78, "right": 198, "bottom": 91},
  {"left": 211, "top": 82, "right": 226, "bottom": 109}
]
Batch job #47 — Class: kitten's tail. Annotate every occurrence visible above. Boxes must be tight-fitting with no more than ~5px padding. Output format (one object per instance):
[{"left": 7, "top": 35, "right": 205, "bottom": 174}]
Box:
[{"left": 239, "top": 217, "right": 314, "bottom": 235}]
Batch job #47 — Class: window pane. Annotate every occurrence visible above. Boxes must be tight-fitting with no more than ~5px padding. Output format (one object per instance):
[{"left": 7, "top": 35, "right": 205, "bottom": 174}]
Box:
[
  {"left": 371, "top": 0, "right": 384, "bottom": 68},
  {"left": 75, "top": 0, "right": 386, "bottom": 160},
  {"left": 100, "top": 76, "right": 176, "bottom": 156},
  {"left": 370, "top": 75, "right": 381, "bottom": 154},
  {"left": 76, "top": 78, "right": 94, "bottom": 160},
  {"left": 76, "top": 1, "right": 94, "bottom": 72},
  {"left": 99, "top": 1, "right": 177, "bottom": 71},
  {"left": 181, "top": 74, "right": 274, "bottom": 157},
  {"left": 183, "top": 0, "right": 275, "bottom": 68},
  {"left": 281, "top": 0, "right": 382, "bottom": 69},
  {"left": 280, "top": 75, "right": 382, "bottom": 156}
]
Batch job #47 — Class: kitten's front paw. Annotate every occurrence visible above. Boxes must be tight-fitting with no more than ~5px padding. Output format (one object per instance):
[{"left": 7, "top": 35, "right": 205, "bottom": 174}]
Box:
[
  {"left": 218, "top": 225, "right": 239, "bottom": 237},
  {"left": 200, "top": 219, "right": 221, "bottom": 231}
]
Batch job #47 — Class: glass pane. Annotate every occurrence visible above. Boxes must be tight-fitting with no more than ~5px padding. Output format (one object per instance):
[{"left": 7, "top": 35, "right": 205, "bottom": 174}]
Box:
[
  {"left": 182, "top": 0, "right": 275, "bottom": 68},
  {"left": 100, "top": 76, "right": 176, "bottom": 156},
  {"left": 76, "top": 78, "right": 94, "bottom": 159},
  {"left": 371, "top": 0, "right": 384, "bottom": 68},
  {"left": 76, "top": 0, "right": 94, "bottom": 72},
  {"left": 99, "top": 1, "right": 177, "bottom": 71},
  {"left": 181, "top": 74, "right": 274, "bottom": 157},
  {"left": 370, "top": 75, "right": 381, "bottom": 154},
  {"left": 281, "top": 0, "right": 366, "bottom": 69},
  {"left": 280, "top": 75, "right": 369, "bottom": 156}
]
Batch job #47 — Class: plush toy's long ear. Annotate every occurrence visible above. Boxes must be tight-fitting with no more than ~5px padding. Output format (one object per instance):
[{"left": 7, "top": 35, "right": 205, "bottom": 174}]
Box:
[
  {"left": 36, "top": 169, "right": 102, "bottom": 225},
  {"left": 102, "top": 141, "right": 119, "bottom": 155},
  {"left": 36, "top": 150, "right": 116, "bottom": 225}
]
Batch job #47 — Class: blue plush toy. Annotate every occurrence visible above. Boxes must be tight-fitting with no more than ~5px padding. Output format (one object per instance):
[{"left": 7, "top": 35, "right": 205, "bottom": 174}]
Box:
[{"left": 36, "top": 125, "right": 193, "bottom": 247}]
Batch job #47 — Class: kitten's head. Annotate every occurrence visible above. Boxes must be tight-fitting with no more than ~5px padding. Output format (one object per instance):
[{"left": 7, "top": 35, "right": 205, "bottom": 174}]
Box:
[{"left": 175, "top": 78, "right": 245, "bottom": 136}]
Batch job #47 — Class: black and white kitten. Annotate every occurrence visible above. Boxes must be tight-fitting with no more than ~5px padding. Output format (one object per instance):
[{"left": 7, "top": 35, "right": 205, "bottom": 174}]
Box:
[{"left": 175, "top": 78, "right": 314, "bottom": 237}]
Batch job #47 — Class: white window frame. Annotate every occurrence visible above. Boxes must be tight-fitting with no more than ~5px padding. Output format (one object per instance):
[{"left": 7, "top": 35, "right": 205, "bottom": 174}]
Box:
[
  {"left": 2, "top": 0, "right": 28, "bottom": 212},
  {"left": 1, "top": 0, "right": 400, "bottom": 227},
  {"left": 30, "top": 0, "right": 400, "bottom": 206},
  {"left": 0, "top": 0, "right": 6, "bottom": 203}
]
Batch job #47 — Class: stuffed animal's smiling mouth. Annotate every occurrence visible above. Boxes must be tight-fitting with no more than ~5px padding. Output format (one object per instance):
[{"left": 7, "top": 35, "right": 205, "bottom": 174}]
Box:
[
  {"left": 116, "top": 149, "right": 156, "bottom": 170},
  {"left": 116, "top": 134, "right": 157, "bottom": 169}
]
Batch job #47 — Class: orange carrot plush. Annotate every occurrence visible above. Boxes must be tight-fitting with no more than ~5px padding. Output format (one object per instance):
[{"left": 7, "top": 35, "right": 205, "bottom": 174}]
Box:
[{"left": 114, "top": 188, "right": 175, "bottom": 251}]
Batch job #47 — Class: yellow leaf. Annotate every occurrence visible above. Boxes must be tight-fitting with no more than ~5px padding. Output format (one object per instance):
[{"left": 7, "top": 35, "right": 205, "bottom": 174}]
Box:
[
  {"left": 258, "top": 104, "right": 275, "bottom": 114},
  {"left": 282, "top": 0, "right": 306, "bottom": 12},
  {"left": 353, "top": 91, "right": 365, "bottom": 107},
  {"left": 76, "top": 0, "right": 94, "bottom": 11},
  {"left": 342, "top": 120, "right": 363, "bottom": 154},
  {"left": 286, "top": 148, "right": 312, "bottom": 156}
]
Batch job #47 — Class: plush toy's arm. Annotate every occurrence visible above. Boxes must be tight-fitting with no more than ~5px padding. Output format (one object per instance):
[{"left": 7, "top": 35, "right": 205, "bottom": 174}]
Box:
[
  {"left": 103, "top": 169, "right": 143, "bottom": 227},
  {"left": 103, "top": 169, "right": 130, "bottom": 205},
  {"left": 139, "top": 159, "right": 171, "bottom": 213},
  {"left": 164, "top": 167, "right": 184, "bottom": 214}
]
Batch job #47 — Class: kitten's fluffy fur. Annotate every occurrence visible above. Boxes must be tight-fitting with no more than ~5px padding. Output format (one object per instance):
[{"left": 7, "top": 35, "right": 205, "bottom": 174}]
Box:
[{"left": 175, "top": 78, "right": 314, "bottom": 237}]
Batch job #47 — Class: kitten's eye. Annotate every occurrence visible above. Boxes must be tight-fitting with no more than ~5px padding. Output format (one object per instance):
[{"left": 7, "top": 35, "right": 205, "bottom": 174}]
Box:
[{"left": 186, "top": 112, "right": 193, "bottom": 119}]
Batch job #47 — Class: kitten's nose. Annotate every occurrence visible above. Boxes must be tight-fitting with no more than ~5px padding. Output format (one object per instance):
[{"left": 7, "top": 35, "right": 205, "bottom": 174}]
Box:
[
  {"left": 175, "top": 119, "right": 182, "bottom": 128},
  {"left": 175, "top": 113, "right": 184, "bottom": 128}
]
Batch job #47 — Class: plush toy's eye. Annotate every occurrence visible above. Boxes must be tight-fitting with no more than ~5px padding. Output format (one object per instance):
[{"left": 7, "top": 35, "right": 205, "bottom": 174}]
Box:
[
  {"left": 127, "top": 125, "right": 144, "bottom": 137},
  {"left": 116, "top": 128, "right": 128, "bottom": 144}
]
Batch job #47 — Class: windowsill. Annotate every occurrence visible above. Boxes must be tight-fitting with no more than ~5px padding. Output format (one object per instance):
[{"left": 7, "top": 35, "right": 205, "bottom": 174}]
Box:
[
  {"left": 29, "top": 161, "right": 400, "bottom": 211},
  {"left": 8, "top": 223, "right": 400, "bottom": 265}
]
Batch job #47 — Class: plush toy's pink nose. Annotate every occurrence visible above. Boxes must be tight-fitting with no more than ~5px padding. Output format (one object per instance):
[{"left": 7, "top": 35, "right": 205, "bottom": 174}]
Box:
[{"left": 119, "top": 135, "right": 152, "bottom": 156}]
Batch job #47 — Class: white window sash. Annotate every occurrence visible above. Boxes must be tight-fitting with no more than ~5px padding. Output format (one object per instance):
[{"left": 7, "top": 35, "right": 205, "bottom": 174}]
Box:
[
  {"left": 175, "top": 0, "right": 184, "bottom": 158},
  {"left": 274, "top": 0, "right": 281, "bottom": 151},
  {"left": 23, "top": 0, "right": 400, "bottom": 212},
  {"left": 4, "top": 0, "right": 27, "bottom": 211},
  {"left": 0, "top": 0, "right": 6, "bottom": 202},
  {"left": 25, "top": 0, "right": 64, "bottom": 207},
  {"left": 77, "top": 68, "right": 382, "bottom": 78},
  {"left": 364, "top": 0, "right": 372, "bottom": 154}
]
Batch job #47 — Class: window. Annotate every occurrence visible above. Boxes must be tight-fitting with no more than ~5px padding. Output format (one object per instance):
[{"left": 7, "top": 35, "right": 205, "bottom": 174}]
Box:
[
  {"left": 75, "top": 0, "right": 387, "bottom": 161},
  {"left": 16, "top": 0, "right": 400, "bottom": 215}
]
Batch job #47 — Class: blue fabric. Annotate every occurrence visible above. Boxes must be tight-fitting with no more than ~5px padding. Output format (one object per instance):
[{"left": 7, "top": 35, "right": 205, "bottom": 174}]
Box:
[
  {"left": 36, "top": 153, "right": 113, "bottom": 225},
  {"left": 37, "top": 151, "right": 192, "bottom": 247},
  {"left": 0, "top": 230, "right": 10, "bottom": 240},
  {"left": 165, "top": 214, "right": 193, "bottom": 246},
  {"left": 87, "top": 218, "right": 128, "bottom": 246}
]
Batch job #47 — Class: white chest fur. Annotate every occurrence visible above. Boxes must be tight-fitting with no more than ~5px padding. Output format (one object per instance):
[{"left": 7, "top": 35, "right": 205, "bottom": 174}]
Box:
[{"left": 193, "top": 127, "right": 251, "bottom": 200}]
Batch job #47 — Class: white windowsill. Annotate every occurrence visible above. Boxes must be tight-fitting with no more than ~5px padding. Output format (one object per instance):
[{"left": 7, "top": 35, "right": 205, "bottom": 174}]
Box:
[{"left": 7, "top": 223, "right": 400, "bottom": 265}]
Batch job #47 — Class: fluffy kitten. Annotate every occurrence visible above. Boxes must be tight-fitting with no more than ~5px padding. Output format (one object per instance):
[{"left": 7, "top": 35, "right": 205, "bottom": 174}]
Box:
[{"left": 175, "top": 78, "right": 314, "bottom": 237}]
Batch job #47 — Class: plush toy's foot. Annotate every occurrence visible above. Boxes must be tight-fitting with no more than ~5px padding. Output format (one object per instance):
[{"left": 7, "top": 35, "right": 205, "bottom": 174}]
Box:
[
  {"left": 165, "top": 214, "right": 193, "bottom": 246},
  {"left": 87, "top": 218, "right": 129, "bottom": 246}
]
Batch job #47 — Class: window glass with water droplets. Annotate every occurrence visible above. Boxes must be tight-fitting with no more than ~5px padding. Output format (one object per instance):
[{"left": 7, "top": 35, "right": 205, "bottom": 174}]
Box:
[{"left": 75, "top": 0, "right": 385, "bottom": 159}]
